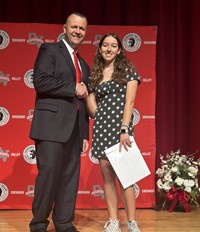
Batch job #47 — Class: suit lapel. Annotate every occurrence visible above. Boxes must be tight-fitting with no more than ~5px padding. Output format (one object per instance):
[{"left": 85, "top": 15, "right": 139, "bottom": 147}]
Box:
[
  {"left": 58, "top": 40, "right": 86, "bottom": 83},
  {"left": 58, "top": 40, "right": 75, "bottom": 77}
]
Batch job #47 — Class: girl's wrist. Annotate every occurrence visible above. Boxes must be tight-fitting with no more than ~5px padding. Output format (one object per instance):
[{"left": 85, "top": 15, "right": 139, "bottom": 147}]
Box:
[{"left": 121, "top": 123, "right": 129, "bottom": 129}]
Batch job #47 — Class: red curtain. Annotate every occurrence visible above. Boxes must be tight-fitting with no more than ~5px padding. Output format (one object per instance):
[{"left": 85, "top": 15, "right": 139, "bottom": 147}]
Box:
[{"left": 1, "top": 0, "right": 200, "bottom": 199}]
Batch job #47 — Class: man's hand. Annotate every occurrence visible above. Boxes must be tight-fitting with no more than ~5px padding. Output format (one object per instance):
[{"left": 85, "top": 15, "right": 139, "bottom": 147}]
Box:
[
  {"left": 76, "top": 82, "right": 88, "bottom": 98},
  {"left": 81, "top": 139, "right": 89, "bottom": 154}
]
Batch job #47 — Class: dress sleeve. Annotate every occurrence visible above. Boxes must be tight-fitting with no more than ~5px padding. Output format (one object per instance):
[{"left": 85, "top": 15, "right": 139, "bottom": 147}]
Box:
[{"left": 126, "top": 67, "right": 141, "bottom": 85}]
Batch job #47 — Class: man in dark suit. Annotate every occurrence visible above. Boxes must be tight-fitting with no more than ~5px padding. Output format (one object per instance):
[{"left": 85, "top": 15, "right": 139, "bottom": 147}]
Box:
[{"left": 29, "top": 12, "right": 90, "bottom": 232}]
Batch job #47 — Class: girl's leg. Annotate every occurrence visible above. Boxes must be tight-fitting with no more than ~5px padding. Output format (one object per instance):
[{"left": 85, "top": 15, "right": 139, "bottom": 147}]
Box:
[
  {"left": 99, "top": 158, "right": 119, "bottom": 220},
  {"left": 119, "top": 183, "right": 136, "bottom": 221}
]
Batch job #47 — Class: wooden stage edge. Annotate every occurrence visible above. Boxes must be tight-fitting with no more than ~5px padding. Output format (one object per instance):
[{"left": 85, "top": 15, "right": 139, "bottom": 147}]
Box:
[{"left": 0, "top": 208, "right": 200, "bottom": 232}]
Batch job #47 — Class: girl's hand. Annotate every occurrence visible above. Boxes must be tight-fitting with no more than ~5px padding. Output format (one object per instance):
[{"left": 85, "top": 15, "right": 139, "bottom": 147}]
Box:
[{"left": 119, "top": 133, "right": 132, "bottom": 152}]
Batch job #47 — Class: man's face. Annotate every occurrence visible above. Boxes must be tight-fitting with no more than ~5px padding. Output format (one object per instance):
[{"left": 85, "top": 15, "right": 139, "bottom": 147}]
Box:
[{"left": 63, "top": 14, "right": 87, "bottom": 50}]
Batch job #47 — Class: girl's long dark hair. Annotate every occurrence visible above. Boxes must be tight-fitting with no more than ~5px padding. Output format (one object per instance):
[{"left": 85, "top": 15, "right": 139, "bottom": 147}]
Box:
[{"left": 90, "top": 33, "right": 136, "bottom": 89}]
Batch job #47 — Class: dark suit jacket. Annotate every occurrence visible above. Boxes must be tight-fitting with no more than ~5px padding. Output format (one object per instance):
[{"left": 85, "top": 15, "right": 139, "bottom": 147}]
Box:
[{"left": 30, "top": 40, "right": 90, "bottom": 144}]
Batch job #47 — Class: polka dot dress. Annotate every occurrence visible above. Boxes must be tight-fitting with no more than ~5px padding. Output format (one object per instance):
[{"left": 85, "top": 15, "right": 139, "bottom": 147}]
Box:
[{"left": 90, "top": 72, "right": 140, "bottom": 159}]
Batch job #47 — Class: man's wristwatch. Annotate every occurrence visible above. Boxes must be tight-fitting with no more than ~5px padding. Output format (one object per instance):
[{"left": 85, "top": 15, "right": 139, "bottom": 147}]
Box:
[{"left": 120, "top": 129, "right": 129, "bottom": 134}]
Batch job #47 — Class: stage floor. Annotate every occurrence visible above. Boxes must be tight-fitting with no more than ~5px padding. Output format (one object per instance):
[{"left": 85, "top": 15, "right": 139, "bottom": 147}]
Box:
[{"left": 0, "top": 208, "right": 199, "bottom": 231}]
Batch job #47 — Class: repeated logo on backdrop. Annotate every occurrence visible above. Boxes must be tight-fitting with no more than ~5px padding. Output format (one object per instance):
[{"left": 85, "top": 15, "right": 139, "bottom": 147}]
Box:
[
  {"left": 123, "top": 33, "right": 142, "bottom": 52},
  {"left": 24, "top": 69, "right": 34, "bottom": 88},
  {"left": 0, "top": 107, "right": 10, "bottom": 126},
  {"left": 0, "top": 183, "right": 9, "bottom": 202},
  {"left": 0, "top": 30, "right": 10, "bottom": 49},
  {"left": 23, "top": 145, "right": 36, "bottom": 164},
  {"left": 0, "top": 23, "right": 156, "bottom": 209}
]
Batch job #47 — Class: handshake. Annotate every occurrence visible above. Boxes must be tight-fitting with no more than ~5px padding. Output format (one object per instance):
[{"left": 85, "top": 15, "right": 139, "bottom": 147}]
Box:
[{"left": 75, "top": 82, "right": 88, "bottom": 99}]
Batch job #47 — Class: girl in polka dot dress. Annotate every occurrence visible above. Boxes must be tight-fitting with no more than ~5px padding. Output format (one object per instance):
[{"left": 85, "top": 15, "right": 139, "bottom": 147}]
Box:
[{"left": 85, "top": 33, "right": 141, "bottom": 232}]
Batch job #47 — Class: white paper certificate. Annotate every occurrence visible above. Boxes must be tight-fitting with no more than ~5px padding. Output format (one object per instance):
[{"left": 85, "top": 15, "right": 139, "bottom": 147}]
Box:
[{"left": 104, "top": 137, "right": 151, "bottom": 189}]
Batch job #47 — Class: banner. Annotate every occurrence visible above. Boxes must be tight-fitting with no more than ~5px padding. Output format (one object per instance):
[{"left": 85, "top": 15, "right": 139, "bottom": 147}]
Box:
[{"left": 0, "top": 23, "right": 157, "bottom": 209}]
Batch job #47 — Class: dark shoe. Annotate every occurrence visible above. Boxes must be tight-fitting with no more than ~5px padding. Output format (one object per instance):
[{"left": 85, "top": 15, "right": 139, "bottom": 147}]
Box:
[
  {"left": 57, "top": 225, "right": 80, "bottom": 232},
  {"left": 30, "top": 229, "right": 47, "bottom": 232},
  {"left": 69, "top": 225, "right": 80, "bottom": 232}
]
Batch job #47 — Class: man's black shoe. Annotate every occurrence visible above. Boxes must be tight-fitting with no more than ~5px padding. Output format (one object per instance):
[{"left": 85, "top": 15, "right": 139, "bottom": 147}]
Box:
[
  {"left": 30, "top": 229, "right": 47, "bottom": 232},
  {"left": 56, "top": 225, "right": 80, "bottom": 232}
]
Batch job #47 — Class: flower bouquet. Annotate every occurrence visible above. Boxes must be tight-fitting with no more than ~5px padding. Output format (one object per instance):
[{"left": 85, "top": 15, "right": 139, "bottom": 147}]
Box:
[{"left": 156, "top": 150, "right": 200, "bottom": 212}]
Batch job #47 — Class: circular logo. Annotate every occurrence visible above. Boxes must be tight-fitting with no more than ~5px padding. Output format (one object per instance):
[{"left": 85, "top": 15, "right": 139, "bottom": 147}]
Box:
[
  {"left": 133, "top": 183, "right": 140, "bottom": 198},
  {"left": 0, "top": 107, "right": 10, "bottom": 126},
  {"left": 57, "top": 33, "right": 65, "bottom": 42},
  {"left": 88, "top": 149, "right": 99, "bottom": 164},
  {"left": 0, "top": 30, "right": 10, "bottom": 49},
  {"left": 132, "top": 108, "right": 140, "bottom": 126},
  {"left": 24, "top": 69, "right": 34, "bottom": 88},
  {"left": 122, "top": 33, "right": 141, "bottom": 52},
  {"left": 0, "top": 183, "right": 9, "bottom": 202},
  {"left": 23, "top": 145, "right": 36, "bottom": 164}
]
